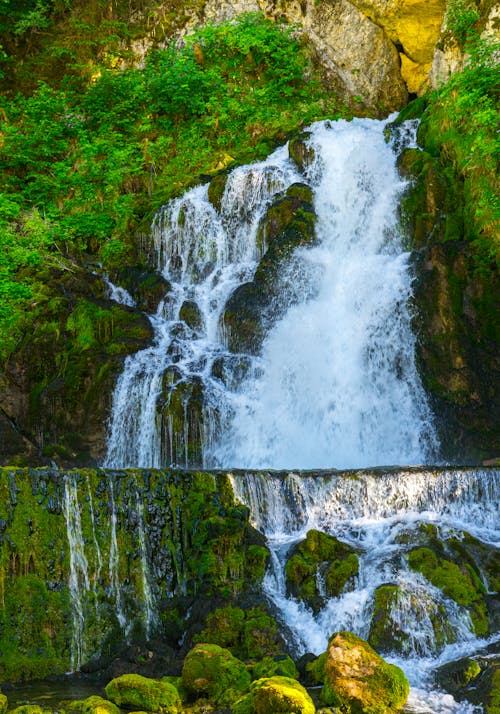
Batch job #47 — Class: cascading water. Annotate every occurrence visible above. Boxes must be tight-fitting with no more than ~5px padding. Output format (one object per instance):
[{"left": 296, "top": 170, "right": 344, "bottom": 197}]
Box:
[
  {"left": 231, "top": 467, "right": 500, "bottom": 713},
  {"left": 104, "top": 148, "right": 300, "bottom": 468},
  {"left": 104, "top": 116, "right": 438, "bottom": 470}
]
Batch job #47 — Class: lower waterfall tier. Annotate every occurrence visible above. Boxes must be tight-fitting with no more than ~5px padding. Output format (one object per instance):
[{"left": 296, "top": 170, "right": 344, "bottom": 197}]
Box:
[{"left": 0, "top": 466, "right": 498, "bottom": 714}]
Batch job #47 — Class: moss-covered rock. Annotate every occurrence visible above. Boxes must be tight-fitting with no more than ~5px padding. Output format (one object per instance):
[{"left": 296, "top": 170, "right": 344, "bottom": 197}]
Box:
[
  {"left": 179, "top": 301, "right": 203, "bottom": 332},
  {"left": 408, "top": 547, "right": 489, "bottom": 635},
  {"left": 252, "top": 654, "right": 299, "bottom": 680},
  {"left": 315, "top": 631, "right": 410, "bottom": 713},
  {"left": 8, "top": 708, "right": 44, "bottom": 714},
  {"left": 285, "top": 530, "right": 359, "bottom": 613},
  {"left": 111, "top": 267, "right": 171, "bottom": 313},
  {"left": 193, "top": 605, "right": 282, "bottom": 661},
  {"left": 0, "top": 693, "right": 7, "bottom": 714},
  {"left": 232, "top": 675, "right": 315, "bottom": 714},
  {"left": 435, "top": 657, "right": 481, "bottom": 695},
  {"left": 81, "top": 696, "right": 120, "bottom": 714},
  {"left": 105, "top": 674, "right": 180, "bottom": 713},
  {"left": 288, "top": 134, "right": 315, "bottom": 174},
  {"left": 181, "top": 643, "right": 251, "bottom": 706},
  {"left": 368, "top": 583, "right": 455, "bottom": 654}
]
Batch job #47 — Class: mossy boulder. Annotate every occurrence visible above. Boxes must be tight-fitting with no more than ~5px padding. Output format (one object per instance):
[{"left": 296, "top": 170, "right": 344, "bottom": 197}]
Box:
[
  {"left": 0, "top": 694, "right": 7, "bottom": 714},
  {"left": 105, "top": 674, "right": 180, "bottom": 713},
  {"left": 314, "top": 631, "right": 410, "bottom": 713},
  {"left": 285, "top": 530, "right": 359, "bottom": 613},
  {"left": 408, "top": 547, "right": 489, "bottom": 635},
  {"left": 435, "top": 657, "right": 481, "bottom": 695},
  {"left": 193, "top": 605, "right": 282, "bottom": 661},
  {"left": 232, "top": 675, "right": 315, "bottom": 714},
  {"left": 224, "top": 184, "right": 316, "bottom": 354},
  {"left": 288, "top": 133, "right": 315, "bottom": 174},
  {"left": 8, "top": 708, "right": 44, "bottom": 714},
  {"left": 253, "top": 654, "right": 299, "bottom": 680},
  {"left": 181, "top": 643, "right": 251, "bottom": 706},
  {"left": 81, "top": 697, "right": 120, "bottom": 714},
  {"left": 368, "top": 583, "right": 455, "bottom": 654}
]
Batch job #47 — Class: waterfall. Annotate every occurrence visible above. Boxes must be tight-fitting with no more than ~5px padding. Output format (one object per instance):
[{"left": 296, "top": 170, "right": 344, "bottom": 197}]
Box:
[
  {"left": 104, "top": 116, "right": 438, "bottom": 470},
  {"left": 63, "top": 476, "right": 91, "bottom": 672},
  {"left": 108, "top": 479, "right": 127, "bottom": 631},
  {"left": 135, "top": 489, "right": 159, "bottom": 637},
  {"left": 232, "top": 467, "right": 499, "bottom": 714}
]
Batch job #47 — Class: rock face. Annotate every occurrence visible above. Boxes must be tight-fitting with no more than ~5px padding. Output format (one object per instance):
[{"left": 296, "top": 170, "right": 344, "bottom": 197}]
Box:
[
  {"left": 313, "top": 631, "right": 410, "bottom": 713},
  {"left": 398, "top": 139, "right": 500, "bottom": 460},
  {"left": 0, "top": 468, "right": 270, "bottom": 682},
  {"left": 0, "top": 267, "right": 154, "bottom": 468},
  {"left": 199, "top": 0, "right": 451, "bottom": 110}
]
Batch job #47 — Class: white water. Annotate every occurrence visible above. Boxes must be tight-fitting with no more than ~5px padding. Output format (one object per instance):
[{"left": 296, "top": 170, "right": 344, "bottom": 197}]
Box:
[
  {"left": 104, "top": 148, "right": 300, "bottom": 468},
  {"left": 135, "top": 490, "right": 159, "bottom": 637},
  {"left": 232, "top": 467, "right": 499, "bottom": 714},
  {"left": 63, "top": 476, "right": 91, "bottom": 672},
  {"left": 108, "top": 479, "right": 127, "bottom": 631},
  {"left": 105, "top": 116, "right": 438, "bottom": 470}
]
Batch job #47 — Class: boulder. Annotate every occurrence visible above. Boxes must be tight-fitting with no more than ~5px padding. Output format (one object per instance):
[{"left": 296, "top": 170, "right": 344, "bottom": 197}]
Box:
[
  {"left": 179, "top": 300, "right": 203, "bottom": 331},
  {"left": 232, "top": 675, "right": 315, "bottom": 714},
  {"left": 105, "top": 674, "right": 180, "bottom": 713},
  {"left": 314, "top": 631, "right": 410, "bottom": 712},
  {"left": 81, "top": 697, "right": 120, "bottom": 714},
  {"left": 181, "top": 643, "right": 251, "bottom": 706},
  {"left": 288, "top": 134, "right": 315, "bottom": 174},
  {"left": 207, "top": 170, "right": 230, "bottom": 212},
  {"left": 285, "top": 530, "right": 359, "bottom": 613}
]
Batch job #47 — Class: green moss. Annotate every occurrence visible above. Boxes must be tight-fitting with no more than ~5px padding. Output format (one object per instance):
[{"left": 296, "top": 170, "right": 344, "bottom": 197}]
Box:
[
  {"left": 105, "top": 674, "right": 180, "bottom": 713},
  {"left": 252, "top": 655, "right": 298, "bottom": 681},
  {"left": 81, "top": 697, "right": 120, "bottom": 714},
  {"left": 0, "top": 693, "right": 7, "bottom": 714},
  {"left": 487, "top": 669, "right": 500, "bottom": 714},
  {"left": 285, "top": 530, "right": 359, "bottom": 613},
  {"left": 181, "top": 643, "right": 251, "bottom": 706},
  {"left": 408, "top": 547, "right": 489, "bottom": 636},
  {"left": 233, "top": 676, "right": 315, "bottom": 714}
]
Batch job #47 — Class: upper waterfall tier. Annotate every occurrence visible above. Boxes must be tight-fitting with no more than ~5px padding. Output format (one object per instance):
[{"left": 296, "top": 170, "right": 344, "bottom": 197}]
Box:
[{"left": 105, "top": 116, "right": 438, "bottom": 470}]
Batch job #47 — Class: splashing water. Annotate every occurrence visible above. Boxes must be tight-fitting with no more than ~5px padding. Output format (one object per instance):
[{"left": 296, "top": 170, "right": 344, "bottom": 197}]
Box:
[{"left": 232, "top": 467, "right": 499, "bottom": 714}]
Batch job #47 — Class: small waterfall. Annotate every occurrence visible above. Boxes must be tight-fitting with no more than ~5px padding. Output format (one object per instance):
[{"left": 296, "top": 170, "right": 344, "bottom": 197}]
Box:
[
  {"left": 232, "top": 467, "right": 499, "bottom": 714},
  {"left": 135, "top": 490, "right": 159, "bottom": 638},
  {"left": 63, "top": 476, "right": 91, "bottom": 672},
  {"left": 108, "top": 479, "right": 127, "bottom": 631},
  {"left": 103, "top": 275, "right": 136, "bottom": 307},
  {"left": 104, "top": 149, "right": 300, "bottom": 468},
  {"left": 86, "top": 476, "right": 102, "bottom": 613}
]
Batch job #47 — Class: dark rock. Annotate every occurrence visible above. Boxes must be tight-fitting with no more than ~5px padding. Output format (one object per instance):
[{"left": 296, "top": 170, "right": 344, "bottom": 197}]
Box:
[
  {"left": 179, "top": 300, "right": 203, "bottom": 332},
  {"left": 207, "top": 170, "right": 230, "bottom": 212},
  {"left": 289, "top": 133, "right": 315, "bottom": 173}
]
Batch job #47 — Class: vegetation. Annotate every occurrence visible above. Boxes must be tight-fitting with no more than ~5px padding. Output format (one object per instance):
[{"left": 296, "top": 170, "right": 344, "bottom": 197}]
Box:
[
  {"left": 0, "top": 12, "right": 343, "bottom": 362},
  {"left": 419, "top": 24, "right": 499, "bottom": 271}
]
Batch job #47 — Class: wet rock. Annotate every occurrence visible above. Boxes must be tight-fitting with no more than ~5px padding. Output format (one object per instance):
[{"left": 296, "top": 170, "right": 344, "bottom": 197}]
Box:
[
  {"left": 312, "top": 631, "right": 410, "bottom": 712},
  {"left": 285, "top": 530, "right": 359, "bottom": 613},
  {"left": 112, "top": 266, "right": 171, "bottom": 313},
  {"left": 435, "top": 652, "right": 500, "bottom": 712},
  {"left": 368, "top": 583, "right": 454, "bottom": 654},
  {"left": 224, "top": 184, "right": 316, "bottom": 355},
  {"left": 435, "top": 657, "right": 481, "bottom": 695},
  {"left": 232, "top": 675, "right": 315, "bottom": 714},
  {"left": 181, "top": 643, "right": 251, "bottom": 706},
  {"left": 105, "top": 674, "right": 180, "bottom": 713},
  {"left": 207, "top": 170, "right": 230, "bottom": 212},
  {"left": 288, "top": 134, "right": 315, "bottom": 174},
  {"left": 179, "top": 300, "right": 203, "bottom": 332}
]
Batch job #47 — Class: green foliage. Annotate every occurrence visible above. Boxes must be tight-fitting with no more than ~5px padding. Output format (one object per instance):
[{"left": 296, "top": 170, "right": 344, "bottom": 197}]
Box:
[
  {"left": 419, "top": 33, "right": 500, "bottom": 270},
  {"left": 0, "top": 12, "right": 342, "bottom": 362},
  {"left": 444, "top": 0, "right": 480, "bottom": 47}
]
